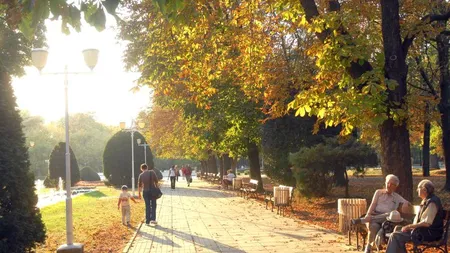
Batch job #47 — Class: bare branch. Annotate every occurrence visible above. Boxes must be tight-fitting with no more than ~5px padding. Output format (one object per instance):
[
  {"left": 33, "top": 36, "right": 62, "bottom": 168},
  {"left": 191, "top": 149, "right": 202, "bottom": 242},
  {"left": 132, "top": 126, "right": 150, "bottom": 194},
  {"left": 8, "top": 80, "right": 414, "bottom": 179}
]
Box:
[
  {"left": 415, "top": 57, "right": 439, "bottom": 98},
  {"left": 408, "top": 82, "right": 433, "bottom": 94}
]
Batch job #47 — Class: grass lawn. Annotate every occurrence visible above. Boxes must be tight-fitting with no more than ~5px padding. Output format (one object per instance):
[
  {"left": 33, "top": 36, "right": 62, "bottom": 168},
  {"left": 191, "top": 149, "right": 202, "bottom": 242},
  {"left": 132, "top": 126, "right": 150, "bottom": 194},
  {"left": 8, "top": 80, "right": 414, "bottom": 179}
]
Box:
[{"left": 37, "top": 186, "right": 145, "bottom": 253}]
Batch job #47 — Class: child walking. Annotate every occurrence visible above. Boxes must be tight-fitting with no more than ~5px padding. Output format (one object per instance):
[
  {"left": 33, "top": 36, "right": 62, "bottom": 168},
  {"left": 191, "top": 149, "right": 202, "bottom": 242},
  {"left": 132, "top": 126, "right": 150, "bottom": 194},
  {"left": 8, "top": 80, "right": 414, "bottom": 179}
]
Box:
[{"left": 117, "top": 185, "right": 137, "bottom": 225}]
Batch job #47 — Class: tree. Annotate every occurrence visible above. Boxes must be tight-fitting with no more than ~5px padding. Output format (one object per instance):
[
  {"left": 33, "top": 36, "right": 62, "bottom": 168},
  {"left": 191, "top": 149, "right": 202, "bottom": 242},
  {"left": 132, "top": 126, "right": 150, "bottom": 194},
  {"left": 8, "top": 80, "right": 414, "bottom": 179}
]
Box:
[
  {"left": 21, "top": 112, "right": 54, "bottom": 179},
  {"left": 80, "top": 166, "right": 101, "bottom": 181},
  {"left": 289, "top": 0, "right": 450, "bottom": 200},
  {"left": 262, "top": 115, "right": 341, "bottom": 185},
  {"left": 61, "top": 113, "right": 116, "bottom": 172},
  {"left": 103, "top": 131, "right": 154, "bottom": 187},
  {"left": 48, "top": 142, "right": 80, "bottom": 186},
  {"left": 0, "top": 55, "right": 45, "bottom": 252},
  {"left": 0, "top": 0, "right": 119, "bottom": 251}
]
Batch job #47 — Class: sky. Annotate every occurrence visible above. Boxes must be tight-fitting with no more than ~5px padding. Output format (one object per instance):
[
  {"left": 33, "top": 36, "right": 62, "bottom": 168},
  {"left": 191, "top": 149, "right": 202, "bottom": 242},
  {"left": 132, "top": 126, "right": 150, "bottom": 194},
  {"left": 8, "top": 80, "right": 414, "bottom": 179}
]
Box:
[{"left": 12, "top": 15, "right": 152, "bottom": 127}]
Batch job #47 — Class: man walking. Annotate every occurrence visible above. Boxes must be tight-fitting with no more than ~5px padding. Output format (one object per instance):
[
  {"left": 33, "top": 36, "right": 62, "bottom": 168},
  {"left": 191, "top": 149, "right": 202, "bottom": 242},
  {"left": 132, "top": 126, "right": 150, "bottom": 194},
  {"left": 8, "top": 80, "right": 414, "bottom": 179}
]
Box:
[
  {"left": 138, "top": 164, "right": 159, "bottom": 225},
  {"left": 184, "top": 165, "right": 192, "bottom": 187}
]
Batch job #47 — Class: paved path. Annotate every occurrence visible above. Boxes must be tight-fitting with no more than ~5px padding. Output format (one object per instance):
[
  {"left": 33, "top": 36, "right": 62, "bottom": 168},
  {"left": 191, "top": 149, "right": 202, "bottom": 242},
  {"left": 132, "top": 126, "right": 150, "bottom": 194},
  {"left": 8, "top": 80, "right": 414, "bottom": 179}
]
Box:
[{"left": 124, "top": 178, "right": 358, "bottom": 253}]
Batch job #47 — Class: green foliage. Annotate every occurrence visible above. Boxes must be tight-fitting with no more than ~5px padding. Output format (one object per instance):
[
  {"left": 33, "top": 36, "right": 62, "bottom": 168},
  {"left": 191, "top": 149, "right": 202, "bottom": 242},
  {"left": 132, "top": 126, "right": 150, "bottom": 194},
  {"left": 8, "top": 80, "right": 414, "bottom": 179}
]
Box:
[
  {"left": 154, "top": 158, "right": 199, "bottom": 170},
  {"left": 22, "top": 112, "right": 117, "bottom": 176},
  {"left": 48, "top": 142, "right": 80, "bottom": 186},
  {"left": 0, "top": 69, "right": 45, "bottom": 252},
  {"left": 103, "top": 131, "right": 154, "bottom": 187},
  {"left": 64, "top": 113, "right": 117, "bottom": 172},
  {"left": 262, "top": 115, "right": 341, "bottom": 185},
  {"left": 80, "top": 167, "right": 101, "bottom": 181},
  {"left": 289, "top": 145, "right": 335, "bottom": 197},
  {"left": 289, "top": 137, "right": 378, "bottom": 197},
  {"left": 21, "top": 112, "right": 53, "bottom": 179}
]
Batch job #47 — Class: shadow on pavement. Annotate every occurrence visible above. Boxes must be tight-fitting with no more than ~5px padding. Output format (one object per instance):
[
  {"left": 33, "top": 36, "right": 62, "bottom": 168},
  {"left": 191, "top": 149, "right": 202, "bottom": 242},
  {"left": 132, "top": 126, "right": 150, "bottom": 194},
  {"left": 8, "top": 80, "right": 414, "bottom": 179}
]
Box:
[
  {"left": 160, "top": 184, "right": 234, "bottom": 199},
  {"left": 153, "top": 225, "right": 246, "bottom": 252},
  {"left": 137, "top": 230, "right": 181, "bottom": 247}
]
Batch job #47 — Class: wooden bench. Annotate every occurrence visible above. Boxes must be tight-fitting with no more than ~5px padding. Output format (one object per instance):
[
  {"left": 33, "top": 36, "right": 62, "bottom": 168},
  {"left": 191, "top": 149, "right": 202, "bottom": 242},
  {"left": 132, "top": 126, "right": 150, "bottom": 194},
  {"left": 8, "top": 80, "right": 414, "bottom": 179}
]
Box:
[
  {"left": 411, "top": 209, "right": 450, "bottom": 253},
  {"left": 241, "top": 179, "right": 259, "bottom": 199},
  {"left": 347, "top": 203, "right": 413, "bottom": 251}
]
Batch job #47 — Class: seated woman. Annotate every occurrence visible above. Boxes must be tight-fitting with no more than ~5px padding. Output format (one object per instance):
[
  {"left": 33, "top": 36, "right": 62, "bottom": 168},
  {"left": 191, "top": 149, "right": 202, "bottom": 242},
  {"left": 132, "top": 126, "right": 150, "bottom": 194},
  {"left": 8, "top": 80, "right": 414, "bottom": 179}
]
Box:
[
  {"left": 222, "top": 169, "right": 235, "bottom": 186},
  {"left": 385, "top": 179, "right": 444, "bottom": 253}
]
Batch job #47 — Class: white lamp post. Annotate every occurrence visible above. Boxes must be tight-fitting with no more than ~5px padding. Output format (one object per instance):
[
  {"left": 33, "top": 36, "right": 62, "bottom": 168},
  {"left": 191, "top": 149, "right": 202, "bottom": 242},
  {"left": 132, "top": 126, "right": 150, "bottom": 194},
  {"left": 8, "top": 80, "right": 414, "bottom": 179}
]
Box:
[
  {"left": 136, "top": 138, "right": 150, "bottom": 164},
  {"left": 120, "top": 121, "right": 145, "bottom": 197},
  {"left": 32, "top": 48, "right": 99, "bottom": 253}
]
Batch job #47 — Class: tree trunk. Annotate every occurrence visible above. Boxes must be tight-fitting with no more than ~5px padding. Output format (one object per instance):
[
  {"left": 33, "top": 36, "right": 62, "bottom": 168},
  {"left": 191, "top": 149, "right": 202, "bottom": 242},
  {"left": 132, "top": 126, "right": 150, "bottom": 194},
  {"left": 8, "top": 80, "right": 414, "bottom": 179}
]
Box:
[
  {"left": 248, "top": 141, "right": 263, "bottom": 191},
  {"left": 423, "top": 119, "right": 431, "bottom": 177},
  {"left": 199, "top": 160, "right": 205, "bottom": 176},
  {"left": 207, "top": 150, "right": 218, "bottom": 175},
  {"left": 223, "top": 153, "right": 231, "bottom": 172},
  {"left": 219, "top": 154, "right": 225, "bottom": 178},
  {"left": 344, "top": 170, "right": 349, "bottom": 198},
  {"left": 437, "top": 25, "right": 450, "bottom": 190},
  {"left": 299, "top": 0, "right": 413, "bottom": 200},
  {"left": 379, "top": 0, "right": 413, "bottom": 201},
  {"left": 231, "top": 157, "right": 237, "bottom": 175},
  {"left": 430, "top": 154, "right": 440, "bottom": 170},
  {"left": 334, "top": 166, "right": 347, "bottom": 187}
]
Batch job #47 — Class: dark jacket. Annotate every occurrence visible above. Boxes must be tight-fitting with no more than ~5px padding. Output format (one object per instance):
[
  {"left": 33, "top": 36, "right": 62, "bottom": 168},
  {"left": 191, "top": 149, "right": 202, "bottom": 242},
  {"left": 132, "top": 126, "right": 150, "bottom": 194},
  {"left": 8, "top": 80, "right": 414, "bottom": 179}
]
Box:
[{"left": 416, "top": 194, "right": 444, "bottom": 241}]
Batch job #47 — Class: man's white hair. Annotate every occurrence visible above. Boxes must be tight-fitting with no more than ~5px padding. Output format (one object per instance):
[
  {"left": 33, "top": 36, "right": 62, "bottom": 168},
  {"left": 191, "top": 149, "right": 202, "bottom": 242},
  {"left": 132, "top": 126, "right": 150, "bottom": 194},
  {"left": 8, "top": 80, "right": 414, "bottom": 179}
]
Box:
[{"left": 385, "top": 174, "right": 400, "bottom": 186}]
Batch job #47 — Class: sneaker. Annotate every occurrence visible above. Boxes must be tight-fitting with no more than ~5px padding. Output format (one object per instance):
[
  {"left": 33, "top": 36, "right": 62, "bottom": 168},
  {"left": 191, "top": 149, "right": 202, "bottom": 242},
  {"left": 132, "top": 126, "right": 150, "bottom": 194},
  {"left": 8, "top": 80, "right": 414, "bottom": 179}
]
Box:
[{"left": 150, "top": 220, "right": 158, "bottom": 225}]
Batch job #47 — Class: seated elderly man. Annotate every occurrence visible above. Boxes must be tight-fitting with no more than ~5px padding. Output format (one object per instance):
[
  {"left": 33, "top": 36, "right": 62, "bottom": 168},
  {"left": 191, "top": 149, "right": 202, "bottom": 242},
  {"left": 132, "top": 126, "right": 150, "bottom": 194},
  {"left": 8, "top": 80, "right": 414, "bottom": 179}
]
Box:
[
  {"left": 352, "top": 174, "right": 410, "bottom": 253},
  {"left": 386, "top": 179, "right": 443, "bottom": 253}
]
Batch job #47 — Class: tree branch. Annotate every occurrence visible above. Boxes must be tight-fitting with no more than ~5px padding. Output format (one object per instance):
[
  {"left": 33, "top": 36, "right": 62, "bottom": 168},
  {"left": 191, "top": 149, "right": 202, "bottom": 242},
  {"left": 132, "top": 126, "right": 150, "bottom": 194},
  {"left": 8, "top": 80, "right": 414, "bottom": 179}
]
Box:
[
  {"left": 415, "top": 57, "right": 439, "bottom": 98},
  {"left": 408, "top": 82, "right": 432, "bottom": 94},
  {"left": 402, "top": 10, "right": 450, "bottom": 55},
  {"left": 299, "top": 0, "right": 373, "bottom": 81}
]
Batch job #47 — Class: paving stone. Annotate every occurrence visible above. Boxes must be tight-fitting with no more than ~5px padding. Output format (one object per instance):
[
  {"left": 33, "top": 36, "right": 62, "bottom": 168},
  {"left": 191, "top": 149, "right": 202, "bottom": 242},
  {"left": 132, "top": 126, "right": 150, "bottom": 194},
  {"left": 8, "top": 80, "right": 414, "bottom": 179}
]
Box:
[{"left": 125, "top": 178, "right": 359, "bottom": 253}]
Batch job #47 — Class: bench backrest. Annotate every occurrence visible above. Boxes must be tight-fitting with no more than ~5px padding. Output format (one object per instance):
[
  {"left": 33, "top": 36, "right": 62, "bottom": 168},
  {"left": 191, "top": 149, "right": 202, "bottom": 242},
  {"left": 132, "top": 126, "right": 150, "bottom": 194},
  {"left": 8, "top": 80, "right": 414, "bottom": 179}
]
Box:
[
  {"left": 279, "top": 185, "right": 294, "bottom": 199},
  {"left": 441, "top": 210, "right": 450, "bottom": 244}
]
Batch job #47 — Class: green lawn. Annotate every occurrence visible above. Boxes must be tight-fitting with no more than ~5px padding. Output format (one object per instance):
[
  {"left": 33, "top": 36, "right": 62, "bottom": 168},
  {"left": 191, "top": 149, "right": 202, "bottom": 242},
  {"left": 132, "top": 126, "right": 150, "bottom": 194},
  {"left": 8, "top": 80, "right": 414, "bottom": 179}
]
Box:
[{"left": 37, "top": 186, "right": 144, "bottom": 252}]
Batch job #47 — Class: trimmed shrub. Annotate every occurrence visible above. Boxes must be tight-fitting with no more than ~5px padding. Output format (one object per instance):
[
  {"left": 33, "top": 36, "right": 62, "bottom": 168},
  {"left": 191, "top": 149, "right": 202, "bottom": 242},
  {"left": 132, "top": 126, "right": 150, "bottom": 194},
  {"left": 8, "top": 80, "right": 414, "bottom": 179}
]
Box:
[
  {"left": 48, "top": 142, "right": 80, "bottom": 186},
  {"left": 289, "top": 144, "right": 335, "bottom": 197},
  {"left": 103, "top": 131, "right": 154, "bottom": 187},
  {"left": 0, "top": 70, "right": 45, "bottom": 252},
  {"left": 262, "top": 115, "right": 341, "bottom": 185},
  {"left": 289, "top": 137, "right": 378, "bottom": 197},
  {"left": 80, "top": 167, "right": 101, "bottom": 181}
]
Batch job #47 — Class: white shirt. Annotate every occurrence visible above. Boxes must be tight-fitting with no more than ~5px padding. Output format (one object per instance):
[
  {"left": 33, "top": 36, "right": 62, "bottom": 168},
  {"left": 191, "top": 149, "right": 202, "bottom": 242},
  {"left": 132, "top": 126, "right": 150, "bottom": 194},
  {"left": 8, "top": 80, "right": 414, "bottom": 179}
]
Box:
[
  {"left": 414, "top": 202, "right": 438, "bottom": 225},
  {"left": 169, "top": 168, "right": 176, "bottom": 177},
  {"left": 226, "top": 173, "right": 236, "bottom": 181},
  {"left": 370, "top": 189, "right": 408, "bottom": 214},
  {"left": 119, "top": 192, "right": 131, "bottom": 206}
]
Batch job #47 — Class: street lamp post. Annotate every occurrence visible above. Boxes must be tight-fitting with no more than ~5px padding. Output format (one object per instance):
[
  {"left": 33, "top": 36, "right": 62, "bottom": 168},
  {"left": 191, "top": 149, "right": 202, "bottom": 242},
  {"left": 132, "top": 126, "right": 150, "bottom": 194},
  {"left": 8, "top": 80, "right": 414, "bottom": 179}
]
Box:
[
  {"left": 136, "top": 138, "right": 150, "bottom": 164},
  {"left": 31, "top": 48, "right": 99, "bottom": 253},
  {"left": 120, "top": 121, "right": 145, "bottom": 197}
]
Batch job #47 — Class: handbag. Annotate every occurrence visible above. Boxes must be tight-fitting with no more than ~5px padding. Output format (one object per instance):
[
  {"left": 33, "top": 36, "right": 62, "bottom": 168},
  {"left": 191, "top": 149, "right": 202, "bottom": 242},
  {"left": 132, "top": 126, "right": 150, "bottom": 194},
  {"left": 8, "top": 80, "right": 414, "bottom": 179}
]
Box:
[{"left": 150, "top": 187, "right": 163, "bottom": 199}]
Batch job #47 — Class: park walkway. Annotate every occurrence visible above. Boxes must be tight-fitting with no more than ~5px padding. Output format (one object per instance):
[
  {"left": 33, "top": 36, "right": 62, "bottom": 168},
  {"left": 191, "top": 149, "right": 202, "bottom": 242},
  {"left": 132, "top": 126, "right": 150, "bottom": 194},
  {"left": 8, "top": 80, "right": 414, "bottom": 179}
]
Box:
[{"left": 124, "top": 177, "right": 358, "bottom": 253}]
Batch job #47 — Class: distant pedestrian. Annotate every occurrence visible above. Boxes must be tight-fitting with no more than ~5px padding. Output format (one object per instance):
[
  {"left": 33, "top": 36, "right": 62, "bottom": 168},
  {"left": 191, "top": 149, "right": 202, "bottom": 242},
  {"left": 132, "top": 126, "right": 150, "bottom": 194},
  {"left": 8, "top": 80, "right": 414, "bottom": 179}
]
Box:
[
  {"left": 138, "top": 164, "right": 160, "bottom": 225},
  {"left": 168, "top": 165, "right": 176, "bottom": 189},
  {"left": 184, "top": 165, "right": 192, "bottom": 187},
  {"left": 175, "top": 165, "right": 180, "bottom": 181},
  {"left": 117, "top": 185, "right": 137, "bottom": 226}
]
